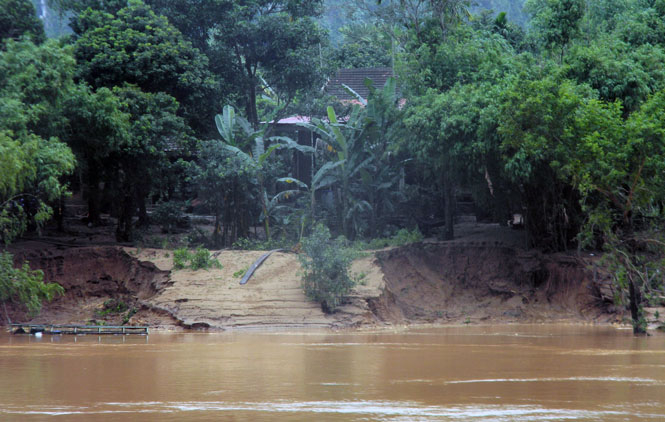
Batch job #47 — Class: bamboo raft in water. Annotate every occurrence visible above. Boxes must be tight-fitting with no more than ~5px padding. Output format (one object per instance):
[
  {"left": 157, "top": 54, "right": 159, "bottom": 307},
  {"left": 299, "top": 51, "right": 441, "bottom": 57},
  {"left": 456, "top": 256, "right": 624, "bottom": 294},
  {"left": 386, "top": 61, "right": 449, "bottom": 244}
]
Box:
[{"left": 9, "top": 323, "right": 149, "bottom": 335}]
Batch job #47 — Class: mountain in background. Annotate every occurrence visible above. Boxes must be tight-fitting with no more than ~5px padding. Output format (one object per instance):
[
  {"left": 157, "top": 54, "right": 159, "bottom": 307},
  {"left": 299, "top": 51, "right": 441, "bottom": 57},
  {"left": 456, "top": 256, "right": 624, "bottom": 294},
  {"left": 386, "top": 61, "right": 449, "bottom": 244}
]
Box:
[
  {"left": 320, "top": 0, "right": 528, "bottom": 45},
  {"left": 33, "top": 0, "right": 528, "bottom": 44},
  {"left": 472, "top": 0, "right": 528, "bottom": 27}
]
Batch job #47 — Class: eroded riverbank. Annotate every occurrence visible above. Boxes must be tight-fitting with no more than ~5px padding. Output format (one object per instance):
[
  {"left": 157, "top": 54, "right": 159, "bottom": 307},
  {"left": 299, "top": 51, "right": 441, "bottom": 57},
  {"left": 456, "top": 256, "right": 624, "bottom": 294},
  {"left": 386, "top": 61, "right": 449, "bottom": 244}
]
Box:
[{"left": 4, "top": 237, "right": 624, "bottom": 331}]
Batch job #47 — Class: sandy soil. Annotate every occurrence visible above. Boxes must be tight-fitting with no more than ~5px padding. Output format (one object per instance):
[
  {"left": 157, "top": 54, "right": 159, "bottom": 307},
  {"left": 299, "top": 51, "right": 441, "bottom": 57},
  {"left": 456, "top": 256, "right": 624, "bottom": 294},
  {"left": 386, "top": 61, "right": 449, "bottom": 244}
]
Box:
[{"left": 128, "top": 248, "right": 385, "bottom": 330}]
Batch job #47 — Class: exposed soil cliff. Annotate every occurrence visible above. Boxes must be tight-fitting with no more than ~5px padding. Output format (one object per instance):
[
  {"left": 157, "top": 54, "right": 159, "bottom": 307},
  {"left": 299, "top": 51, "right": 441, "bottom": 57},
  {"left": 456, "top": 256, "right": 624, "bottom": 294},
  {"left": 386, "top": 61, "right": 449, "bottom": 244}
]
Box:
[
  {"left": 3, "top": 238, "right": 616, "bottom": 330},
  {"left": 5, "top": 246, "right": 175, "bottom": 326},
  {"left": 370, "top": 244, "right": 606, "bottom": 324}
]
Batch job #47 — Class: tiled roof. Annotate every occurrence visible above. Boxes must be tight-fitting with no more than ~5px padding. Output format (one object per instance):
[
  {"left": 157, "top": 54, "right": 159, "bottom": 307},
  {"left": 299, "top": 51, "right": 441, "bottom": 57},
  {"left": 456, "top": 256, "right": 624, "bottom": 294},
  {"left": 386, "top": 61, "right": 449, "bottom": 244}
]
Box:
[{"left": 325, "top": 67, "right": 394, "bottom": 101}]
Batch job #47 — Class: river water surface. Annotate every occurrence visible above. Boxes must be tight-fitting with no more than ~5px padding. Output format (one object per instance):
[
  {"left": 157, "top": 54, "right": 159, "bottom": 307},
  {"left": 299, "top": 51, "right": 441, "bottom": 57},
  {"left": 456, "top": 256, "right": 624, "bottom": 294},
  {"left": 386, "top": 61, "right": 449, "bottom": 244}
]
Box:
[{"left": 1, "top": 325, "right": 664, "bottom": 421}]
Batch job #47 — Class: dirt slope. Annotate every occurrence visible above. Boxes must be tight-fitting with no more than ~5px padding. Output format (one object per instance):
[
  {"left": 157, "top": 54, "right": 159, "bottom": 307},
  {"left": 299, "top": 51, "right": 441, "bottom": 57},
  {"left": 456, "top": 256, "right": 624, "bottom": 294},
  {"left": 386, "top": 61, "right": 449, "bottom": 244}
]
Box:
[
  {"left": 133, "top": 248, "right": 384, "bottom": 329},
  {"left": 3, "top": 236, "right": 614, "bottom": 330}
]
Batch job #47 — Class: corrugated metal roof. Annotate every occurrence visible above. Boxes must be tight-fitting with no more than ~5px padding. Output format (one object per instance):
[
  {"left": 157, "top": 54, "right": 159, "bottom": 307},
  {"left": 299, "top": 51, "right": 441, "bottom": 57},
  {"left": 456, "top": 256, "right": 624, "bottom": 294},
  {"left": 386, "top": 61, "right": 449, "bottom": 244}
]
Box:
[{"left": 275, "top": 115, "right": 311, "bottom": 124}]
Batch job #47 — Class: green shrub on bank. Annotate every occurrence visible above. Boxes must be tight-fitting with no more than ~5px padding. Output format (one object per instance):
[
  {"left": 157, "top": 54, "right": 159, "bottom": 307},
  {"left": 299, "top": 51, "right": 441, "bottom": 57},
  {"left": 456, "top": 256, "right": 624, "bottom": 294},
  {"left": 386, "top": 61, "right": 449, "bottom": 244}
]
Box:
[
  {"left": 0, "top": 252, "right": 64, "bottom": 316},
  {"left": 298, "top": 224, "right": 356, "bottom": 313},
  {"left": 190, "top": 247, "right": 221, "bottom": 270},
  {"left": 173, "top": 247, "right": 191, "bottom": 270},
  {"left": 172, "top": 247, "right": 222, "bottom": 271},
  {"left": 354, "top": 228, "right": 423, "bottom": 250}
]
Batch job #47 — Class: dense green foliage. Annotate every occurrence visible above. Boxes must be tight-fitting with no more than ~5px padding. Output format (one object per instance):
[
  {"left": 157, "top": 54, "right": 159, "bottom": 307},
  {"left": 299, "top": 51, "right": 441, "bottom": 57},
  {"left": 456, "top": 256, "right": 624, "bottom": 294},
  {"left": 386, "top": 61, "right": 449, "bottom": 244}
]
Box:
[
  {"left": 525, "top": 0, "right": 584, "bottom": 62},
  {"left": 327, "top": 22, "right": 393, "bottom": 69},
  {"left": 138, "top": 0, "right": 327, "bottom": 127},
  {"left": 0, "top": 11, "right": 75, "bottom": 315},
  {"left": 0, "top": 39, "right": 77, "bottom": 242},
  {"left": 71, "top": 0, "right": 217, "bottom": 135}
]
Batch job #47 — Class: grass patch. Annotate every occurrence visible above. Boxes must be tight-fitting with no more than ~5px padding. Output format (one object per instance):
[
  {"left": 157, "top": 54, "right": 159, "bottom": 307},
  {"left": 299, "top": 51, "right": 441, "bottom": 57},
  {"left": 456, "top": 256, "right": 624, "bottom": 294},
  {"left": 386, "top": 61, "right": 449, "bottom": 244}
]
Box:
[
  {"left": 353, "top": 228, "right": 423, "bottom": 250},
  {"left": 95, "top": 299, "right": 128, "bottom": 317},
  {"left": 172, "top": 247, "right": 222, "bottom": 270},
  {"left": 233, "top": 267, "right": 248, "bottom": 278}
]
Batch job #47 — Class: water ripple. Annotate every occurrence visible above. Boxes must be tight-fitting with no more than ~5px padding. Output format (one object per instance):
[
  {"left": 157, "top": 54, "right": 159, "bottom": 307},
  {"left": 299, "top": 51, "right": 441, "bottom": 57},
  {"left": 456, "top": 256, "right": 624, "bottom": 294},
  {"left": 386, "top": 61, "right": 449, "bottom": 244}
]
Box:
[{"left": 2, "top": 400, "right": 665, "bottom": 421}]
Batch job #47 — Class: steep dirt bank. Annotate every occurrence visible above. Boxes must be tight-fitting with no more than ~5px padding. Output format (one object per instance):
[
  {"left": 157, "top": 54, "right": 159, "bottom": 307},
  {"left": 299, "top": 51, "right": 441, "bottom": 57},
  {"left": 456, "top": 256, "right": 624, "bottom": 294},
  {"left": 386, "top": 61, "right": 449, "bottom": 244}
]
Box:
[
  {"left": 5, "top": 245, "right": 175, "bottom": 326},
  {"left": 3, "top": 240, "right": 616, "bottom": 330},
  {"left": 370, "top": 244, "right": 608, "bottom": 324}
]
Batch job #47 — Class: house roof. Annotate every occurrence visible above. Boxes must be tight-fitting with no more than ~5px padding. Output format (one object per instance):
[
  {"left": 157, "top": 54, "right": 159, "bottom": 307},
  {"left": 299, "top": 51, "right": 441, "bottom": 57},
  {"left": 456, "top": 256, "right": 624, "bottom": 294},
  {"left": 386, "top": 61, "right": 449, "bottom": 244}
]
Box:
[
  {"left": 274, "top": 115, "right": 311, "bottom": 125},
  {"left": 325, "top": 67, "right": 394, "bottom": 101},
  {"left": 273, "top": 67, "right": 397, "bottom": 126}
]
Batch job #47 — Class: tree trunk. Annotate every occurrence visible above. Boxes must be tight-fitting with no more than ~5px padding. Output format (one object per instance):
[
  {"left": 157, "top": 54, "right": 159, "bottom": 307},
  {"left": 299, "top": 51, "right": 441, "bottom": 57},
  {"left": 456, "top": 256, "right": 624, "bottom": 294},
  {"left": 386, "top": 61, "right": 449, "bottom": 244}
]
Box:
[
  {"left": 87, "top": 158, "right": 101, "bottom": 225},
  {"left": 442, "top": 174, "right": 455, "bottom": 241},
  {"left": 629, "top": 274, "right": 646, "bottom": 335},
  {"left": 223, "top": 193, "right": 231, "bottom": 247},
  {"left": 54, "top": 193, "right": 65, "bottom": 232},
  {"left": 245, "top": 63, "right": 259, "bottom": 128},
  {"left": 261, "top": 191, "right": 271, "bottom": 241},
  {"left": 136, "top": 187, "right": 149, "bottom": 227},
  {"left": 310, "top": 189, "right": 316, "bottom": 229},
  {"left": 624, "top": 218, "right": 646, "bottom": 335},
  {"left": 334, "top": 188, "right": 344, "bottom": 237},
  {"left": 115, "top": 178, "right": 134, "bottom": 242},
  {"left": 213, "top": 212, "right": 222, "bottom": 248},
  {"left": 249, "top": 83, "right": 258, "bottom": 128}
]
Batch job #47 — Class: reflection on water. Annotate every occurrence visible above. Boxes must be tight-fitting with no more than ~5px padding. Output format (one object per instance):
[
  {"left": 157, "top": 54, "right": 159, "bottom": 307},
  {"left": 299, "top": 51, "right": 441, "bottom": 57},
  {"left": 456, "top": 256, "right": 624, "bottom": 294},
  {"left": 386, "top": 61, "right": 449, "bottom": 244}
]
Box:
[{"left": 0, "top": 325, "right": 664, "bottom": 421}]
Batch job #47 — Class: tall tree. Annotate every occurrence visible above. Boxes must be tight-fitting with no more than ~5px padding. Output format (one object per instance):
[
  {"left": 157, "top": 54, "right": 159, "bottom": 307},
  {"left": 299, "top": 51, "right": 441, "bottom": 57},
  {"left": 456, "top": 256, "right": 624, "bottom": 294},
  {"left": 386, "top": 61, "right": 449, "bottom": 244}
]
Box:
[
  {"left": 110, "top": 85, "right": 193, "bottom": 241},
  {"left": 144, "top": 0, "right": 234, "bottom": 52},
  {"left": 615, "top": 0, "right": 665, "bottom": 47},
  {"left": 0, "top": 39, "right": 77, "bottom": 239},
  {"left": 565, "top": 92, "right": 665, "bottom": 334},
  {"left": 208, "top": 0, "right": 327, "bottom": 127},
  {"left": 566, "top": 39, "right": 665, "bottom": 113},
  {"left": 71, "top": 0, "right": 217, "bottom": 136},
  {"left": 525, "top": 0, "right": 584, "bottom": 62},
  {"left": 62, "top": 85, "right": 130, "bottom": 225},
  {"left": 373, "top": 0, "right": 471, "bottom": 41},
  {"left": 499, "top": 72, "right": 593, "bottom": 250},
  {"left": 0, "top": 39, "right": 73, "bottom": 316},
  {"left": 327, "top": 22, "right": 393, "bottom": 69},
  {"left": 403, "top": 81, "right": 508, "bottom": 240},
  {"left": 188, "top": 138, "right": 259, "bottom": 248}
]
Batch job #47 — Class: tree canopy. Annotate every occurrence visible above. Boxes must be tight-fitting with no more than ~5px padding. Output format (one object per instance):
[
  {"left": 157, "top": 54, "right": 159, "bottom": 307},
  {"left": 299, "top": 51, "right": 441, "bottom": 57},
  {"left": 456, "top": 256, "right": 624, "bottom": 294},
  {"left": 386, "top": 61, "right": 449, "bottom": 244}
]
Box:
[
  {"left": 0, "top": 39, "right": 76, "bottom": 243},
  {"left": 72, "top": 0, "right": 217, "bottom": 135},
  {"left": 0, "top": 0, "right": 46, "bottom": 45}
]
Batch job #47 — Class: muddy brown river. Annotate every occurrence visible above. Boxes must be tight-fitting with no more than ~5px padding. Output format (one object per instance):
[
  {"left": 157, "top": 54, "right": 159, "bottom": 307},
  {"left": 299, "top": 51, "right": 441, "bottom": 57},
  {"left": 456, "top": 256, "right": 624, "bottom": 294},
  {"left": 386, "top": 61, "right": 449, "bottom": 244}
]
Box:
[{"left": 1, "top": 325, "right": 664, "bottom": 421}]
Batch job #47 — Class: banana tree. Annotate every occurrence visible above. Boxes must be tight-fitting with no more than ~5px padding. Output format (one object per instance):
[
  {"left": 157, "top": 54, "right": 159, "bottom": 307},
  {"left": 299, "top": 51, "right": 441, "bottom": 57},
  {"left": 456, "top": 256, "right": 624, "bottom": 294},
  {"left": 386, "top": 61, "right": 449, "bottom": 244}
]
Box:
[
  {"left": 215, "top": 105, "right": 313, "bottom": 240},
  {"left": 361, "top": 76, "right": 408, "bottom": 236},
  {"left": 298, "top": 106, "right": 373, "bottom": 238},
  {"left": 278, "top": 159, "right": 345, "bottom": 232}
]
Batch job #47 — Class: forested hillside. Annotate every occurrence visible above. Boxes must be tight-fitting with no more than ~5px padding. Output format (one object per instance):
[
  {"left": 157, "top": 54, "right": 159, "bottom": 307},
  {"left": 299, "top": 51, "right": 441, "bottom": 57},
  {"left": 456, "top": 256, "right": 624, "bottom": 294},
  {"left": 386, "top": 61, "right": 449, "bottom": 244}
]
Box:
[{"left": 1, "top": 0, "right": 664, "bottom": 333}]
